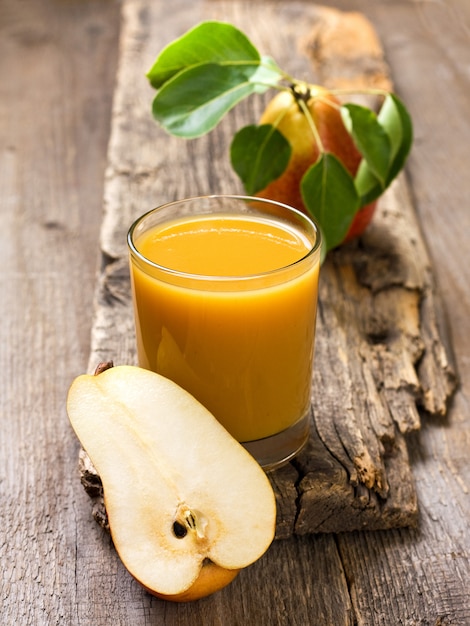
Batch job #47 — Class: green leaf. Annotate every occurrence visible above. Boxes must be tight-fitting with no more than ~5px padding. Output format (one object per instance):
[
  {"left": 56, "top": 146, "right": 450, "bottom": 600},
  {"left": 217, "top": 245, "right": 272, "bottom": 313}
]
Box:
[
  {"left": 379, "top": 93, "right": 413, "bottom": 185},
  {"left": 230, "top": 124, "right": 292, "bottom": 195},
  {"left": 341, "top": 103, "right": 391, "bottom": 185},
  {"left": 251, "top": 56, "right": 284, "bottom": 91},
  {"left": 353, "top": 94, "right": 413, "bottom": 204},
  {"left": 152, "top": 62, "right": 275, "bottom": 138},
  {"left": 301, "top": 153, "right": 360, "bottom": 251},
  {"left": 146, "top": 21, "right": 261, "bottom": 89},
  {"left": 354, "top": 161, "right": 383, "bottom": 205}
]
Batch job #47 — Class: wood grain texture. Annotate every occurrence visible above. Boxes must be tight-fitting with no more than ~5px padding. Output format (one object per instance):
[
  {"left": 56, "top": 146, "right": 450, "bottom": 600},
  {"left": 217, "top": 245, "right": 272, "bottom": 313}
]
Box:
[
  {"left": 2, "top": 0, "right": 470, "bottom": 624},
  {"left": 0, "top": 1, "right": 121, "bottom": 624},
  {"left": 81, "top": 0, "right": 456, "bottom": 540}
]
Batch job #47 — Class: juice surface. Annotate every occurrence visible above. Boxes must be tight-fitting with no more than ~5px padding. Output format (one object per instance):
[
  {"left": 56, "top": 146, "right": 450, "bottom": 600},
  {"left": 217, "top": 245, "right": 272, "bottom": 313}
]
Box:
[
  {"left": 137, "top": 214, "right": 311, "bottom": 276},
  {"left": 130, "top": 213, "right": 320, "bottom": 442}
]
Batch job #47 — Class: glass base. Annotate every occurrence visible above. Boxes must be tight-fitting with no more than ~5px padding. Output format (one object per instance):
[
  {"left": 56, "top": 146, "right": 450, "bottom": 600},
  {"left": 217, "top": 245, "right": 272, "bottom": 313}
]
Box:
[{"left": 242, "top": 412, "right": 310, "bottom": 472}]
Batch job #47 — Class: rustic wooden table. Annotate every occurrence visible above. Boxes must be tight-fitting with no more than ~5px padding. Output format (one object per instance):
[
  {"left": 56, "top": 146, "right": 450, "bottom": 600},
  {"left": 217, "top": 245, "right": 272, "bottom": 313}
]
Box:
[{"left": 1, "top": 0, "right": 469, "bottom": 624}]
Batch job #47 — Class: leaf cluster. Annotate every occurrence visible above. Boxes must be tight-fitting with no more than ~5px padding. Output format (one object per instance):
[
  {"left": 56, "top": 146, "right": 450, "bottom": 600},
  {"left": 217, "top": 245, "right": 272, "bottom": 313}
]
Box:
[{"left": 147, "top": 21, "right": 413, "bottom": 252}]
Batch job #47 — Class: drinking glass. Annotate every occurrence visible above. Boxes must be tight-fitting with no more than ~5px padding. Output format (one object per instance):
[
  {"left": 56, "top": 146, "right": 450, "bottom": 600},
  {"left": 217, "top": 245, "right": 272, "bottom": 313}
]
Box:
[{"left": 127, "top": 195, "right": 321, "bottom": 470}]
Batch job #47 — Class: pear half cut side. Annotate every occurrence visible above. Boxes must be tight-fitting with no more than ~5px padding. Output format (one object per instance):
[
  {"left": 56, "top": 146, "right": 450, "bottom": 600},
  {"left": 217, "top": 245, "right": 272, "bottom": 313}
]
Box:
[{"left": 66, "top": 365, "right": 277, "bottom": 601}]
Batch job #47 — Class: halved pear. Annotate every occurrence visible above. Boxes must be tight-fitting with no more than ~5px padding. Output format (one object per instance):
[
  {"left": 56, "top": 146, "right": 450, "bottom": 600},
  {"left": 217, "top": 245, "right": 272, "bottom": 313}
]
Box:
[{"left": 66, "top": 365, "right": 276, "bottom": 601}]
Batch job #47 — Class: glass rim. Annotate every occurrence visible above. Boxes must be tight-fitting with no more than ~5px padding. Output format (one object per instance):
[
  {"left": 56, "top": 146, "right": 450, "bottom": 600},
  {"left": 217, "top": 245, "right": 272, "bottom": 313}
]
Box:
[{"left": 127, "top": 194, "right": 322, "bottom": 283}]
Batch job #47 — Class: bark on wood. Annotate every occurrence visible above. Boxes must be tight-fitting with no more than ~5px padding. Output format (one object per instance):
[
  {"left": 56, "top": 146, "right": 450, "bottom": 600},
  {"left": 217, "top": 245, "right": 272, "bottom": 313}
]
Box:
[{"left": 80, "top": 0, "right": 457, "bottom": 539}]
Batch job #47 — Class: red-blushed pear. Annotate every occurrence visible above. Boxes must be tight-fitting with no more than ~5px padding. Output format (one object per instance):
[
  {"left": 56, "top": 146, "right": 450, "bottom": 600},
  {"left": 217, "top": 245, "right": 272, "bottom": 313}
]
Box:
[
  {"left": 256, "top": 88, "right": 377, "bottom": 243},
  {"left": 66, "top": 365, "right": 276, "bottom": 602}
]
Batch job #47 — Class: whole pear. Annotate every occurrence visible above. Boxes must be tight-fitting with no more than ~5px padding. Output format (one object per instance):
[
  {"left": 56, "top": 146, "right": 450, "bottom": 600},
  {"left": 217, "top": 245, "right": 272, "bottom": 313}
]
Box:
[{"left": 257, "top": 87, "right": 376, "bottom": 243}]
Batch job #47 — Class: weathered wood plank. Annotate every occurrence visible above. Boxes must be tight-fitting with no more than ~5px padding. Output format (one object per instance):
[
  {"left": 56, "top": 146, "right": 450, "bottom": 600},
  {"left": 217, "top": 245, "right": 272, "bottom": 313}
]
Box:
[
  {"left": 82, "top": 0, "right": 457, "bottom": 539},
  {"left": 3, "top": 0, "right": 470, "bottom": 624}
]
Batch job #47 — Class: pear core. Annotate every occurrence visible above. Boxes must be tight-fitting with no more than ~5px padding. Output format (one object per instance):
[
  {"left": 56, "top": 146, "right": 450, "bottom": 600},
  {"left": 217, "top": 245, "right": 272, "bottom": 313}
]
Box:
[{"left": 66, "top": 364, "right": 277, "bottom": 601}]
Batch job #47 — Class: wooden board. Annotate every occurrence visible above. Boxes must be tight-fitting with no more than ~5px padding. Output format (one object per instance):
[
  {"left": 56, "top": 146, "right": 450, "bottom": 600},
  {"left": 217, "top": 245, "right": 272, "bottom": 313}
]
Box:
[{"left": 81, "top": 0, "right": 457, "bottom": 539}]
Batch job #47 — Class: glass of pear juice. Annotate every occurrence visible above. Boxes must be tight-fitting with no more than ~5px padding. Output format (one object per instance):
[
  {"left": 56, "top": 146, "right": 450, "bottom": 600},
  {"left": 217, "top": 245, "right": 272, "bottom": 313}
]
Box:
[{"left": 127, "top": 195, "right": 322, "bottom": 470}]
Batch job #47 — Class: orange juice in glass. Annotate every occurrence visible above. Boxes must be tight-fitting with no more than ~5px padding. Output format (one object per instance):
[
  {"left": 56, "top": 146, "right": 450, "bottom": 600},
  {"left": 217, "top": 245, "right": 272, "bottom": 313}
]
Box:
[{"left": 127, "top": 195, "right": 321, "bottom": 469}]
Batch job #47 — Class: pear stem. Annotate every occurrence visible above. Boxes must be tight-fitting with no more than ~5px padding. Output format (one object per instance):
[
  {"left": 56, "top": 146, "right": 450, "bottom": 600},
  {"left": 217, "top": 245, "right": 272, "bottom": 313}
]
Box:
[
  {"left": 94, "top": 361, "right": 114, "bottom": 376},
  {"left": 291, "top": 84, "right": 325, "bottom": 154}
]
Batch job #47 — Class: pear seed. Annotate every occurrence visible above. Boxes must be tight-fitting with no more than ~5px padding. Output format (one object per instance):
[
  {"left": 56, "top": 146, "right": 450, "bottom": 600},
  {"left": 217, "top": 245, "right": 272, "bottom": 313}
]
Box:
[{"left": 172, "top": 521, "right": 187, "bottom": 539}]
